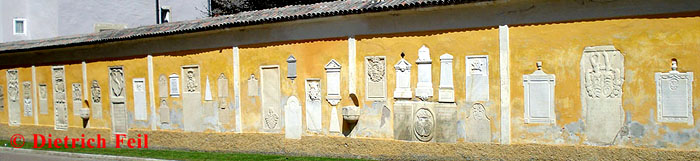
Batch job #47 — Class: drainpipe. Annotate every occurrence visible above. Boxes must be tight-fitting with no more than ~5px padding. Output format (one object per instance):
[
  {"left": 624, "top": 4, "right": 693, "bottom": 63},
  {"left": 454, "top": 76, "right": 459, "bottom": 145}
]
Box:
[{"left": 156, "top": 0, "right": 160, "bottom": 24}]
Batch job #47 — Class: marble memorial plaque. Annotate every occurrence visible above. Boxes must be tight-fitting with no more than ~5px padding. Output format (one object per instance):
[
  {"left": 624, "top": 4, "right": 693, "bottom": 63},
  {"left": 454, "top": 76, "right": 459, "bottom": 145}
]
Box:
[
  {"left": 109, "top": 66, "right": 127, "bottom": 134},
  {"left": 466, "top": 55, "right": 489, "bottom": 101},
  {"left": 169, "top": 74, "right": 180, "bottom": 97},
  {"left": 52, "top": 66, "right": 68, "bottom": 130},
  {"left": 39, "top": 84, "right": 48, "bottom": 114},
  {"left": 393, "top": 101, "right": 413, "bottom": 141},
  {"left": 435, "top": 103, "right": 457, "bottom": 142},
  {"left": 287, "top": 55, "right": 297, "bottom": 80},
  {"left": 133, "top": 78, "right": 147, "bottom": 120},
  {"left": 285, "top": 96, "right": 302, "bottom": 139},
  {"left": 655, "top": 60, "right": 693, "bottom": 124},
  {"left": 7, "top": 69, "right": 20, "bottom": 126},
  {"left": 261, "top": 65, "right": 282, "bottom": 132},
  {"left": 182, "top": 65, "right": 203, "bottom": 132},
  {"left": 158, "top": 74, "right": 168, "bottom": 98},
  {"left": 325, "top": 59, "right": 341, "bottom": 105},
  {"left": 22, "top": 81, "right": 32, "bottom": 116},
  {"left": 438, "top": 54, "right": 455, "bottom": 103},
  {"left": 71, "top": 83, "right": 82, "bottom": 116},
  {"left": 247, "top": 74, "right": 258, "bottom": 96},
  {"left": 415, "top": 45, "right": 433, "bottom": 100},
  {"left": 365, "top": 56, "right": 386, "bottom": 101},
  {"left": 580, "top": 45, "right": 624, "bottom": 145},
  {"left": 393, "top": 55, "right": 412, "bottom": 99},
  {"left": 159, "top": 99, "right": 170, "bottom": 124},
  {"left": 90, "top": 80, "right": 102, "bottom": 118},
  {"left": 523, "top": 62, "right": 556, "bottom": 124},
  {"left": 305, "top": 78, "right": 322, "bottom": 132}
]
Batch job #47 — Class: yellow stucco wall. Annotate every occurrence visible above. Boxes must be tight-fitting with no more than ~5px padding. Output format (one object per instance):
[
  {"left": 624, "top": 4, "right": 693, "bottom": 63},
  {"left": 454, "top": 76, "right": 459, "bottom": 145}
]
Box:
[
  {"left": 0, "top": 15, "right": 698, "bottom": 150},
  {"left": 239, "top": 39, "right": 348, "bottom": 134},
  {"left": 509, "top": 16, "right": 700, "bottom": 148}
]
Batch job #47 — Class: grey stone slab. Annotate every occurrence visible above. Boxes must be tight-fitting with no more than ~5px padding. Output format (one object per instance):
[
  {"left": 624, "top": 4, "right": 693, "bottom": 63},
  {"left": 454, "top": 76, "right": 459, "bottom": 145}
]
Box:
[
  {"left": 71, "top": 83, "right": 81, "bottom": 116},
  {"left": 435, "top": 103, "right": 457, "bottom": 143},
  {"left": 158, "top": 74, "right": 168, "bottom": 98},
  {"left": 287, "top": 55, "right": 297, "bottom": 80},
  {"left": 580, "top": 45, "right": 624, "bottom": 145},
  {"left": 39, "top": 84, "right": 48, "bottom": 114},
  {"left": 285, "top": 96, "right": 302, "bottom": 139},
  {"left": 22, "top": 81, "right": 32, "bottom": 116},
  {"left": 52, "top": 66, "right": 68, "bottom": 130},
  {"left": 393, "top": 101, "right": 413, "bottom": 141},
  {"left": 465, "top": 103, "right": 490, "bottom": 143},
  {"left": 89, "top": 80, "right": 101, "bottom": 118},
  {"left": 132, "top": 78, "right": 147, "bottom": 120},
  {"left": 305, "top": 79, "right": 322, "bottom": 132},
  {"left": 655, "top": 60, "right": 694, "bottom": 124},
  {"left": 158, "top": 98, "right": 170, "bottom": 125},
  {"left": 182, "top": 65, "right": 203, "bottom": 132},
  {"left": 261, "top": 66, "right": 282, "bottom": 132},
  {"left": 465, "top": 55, "right": 489, "bottom": 102},
  {"left": 438, "top": 54, "right": 454, "bottom": 103},
  {"left": 7, "top": 69, "right": 20, "bottom": 126},
  {"left": 109, "top": 66, "right": 127, "bottom": 134}
]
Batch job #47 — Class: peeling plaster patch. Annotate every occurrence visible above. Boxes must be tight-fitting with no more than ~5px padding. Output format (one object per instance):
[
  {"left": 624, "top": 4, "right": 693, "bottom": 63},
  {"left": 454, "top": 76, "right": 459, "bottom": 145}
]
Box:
[
  {"left": 628, "top": 122, "right": 645, "bottom": 138},
  {"left": 381, "top": 105, "right": 390, "bottom": 128}
]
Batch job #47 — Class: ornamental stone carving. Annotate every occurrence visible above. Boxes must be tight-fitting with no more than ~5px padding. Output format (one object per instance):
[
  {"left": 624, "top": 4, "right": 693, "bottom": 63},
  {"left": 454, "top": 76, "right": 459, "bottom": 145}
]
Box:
[
  {"left": 72, "top": 83, "right": 82, "bottom": 101},
  {"left": 465, "top": 55, "right": 489, "bottom": 101},
  {"left": 580, "top": 45, "right": 624, "bottom": 145},
  {"left": 414, "top": 107, "right": 435, "bottom": 142},
  {"left": 109, "top": 68, "right": 125, "bottom": 98},
  {"left": 184, "top": 67, "right": 199, "bottom": 93},
  {"left": 264, "top": 109, "right": 279, "bottom": 130},
  {"left": 365, "top": 56, "right": 386, "bottom": 101},
  {"left": 22, "top": 81, "right": 32, "bottom": 116},
  {"left": 52, "top": 66, "right": 68, "bottom": 130},
  {"left": 307, "top": 80, "right": 321, "bottom": 101},
  {"left": 523, "top": 62, "right": 556, "bottom": 124},
  {"left": 91, "top": 80, "right": 101, "bottom": 103},
  {"left": 7, "top": 69, "right": 18, "bottom": 102}
]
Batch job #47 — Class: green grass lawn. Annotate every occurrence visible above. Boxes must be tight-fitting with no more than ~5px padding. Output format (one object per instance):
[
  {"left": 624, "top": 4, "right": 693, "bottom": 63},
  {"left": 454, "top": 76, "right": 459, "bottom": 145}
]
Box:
[{"left": 0, "top": 140, "right": 364, "bottom": 161}]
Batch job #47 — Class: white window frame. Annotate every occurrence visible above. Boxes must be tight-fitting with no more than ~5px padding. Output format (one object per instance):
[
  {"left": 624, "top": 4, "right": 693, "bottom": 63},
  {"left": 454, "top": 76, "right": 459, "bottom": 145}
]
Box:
[{"left": 13, "top": 18, "right": 27, "bottom": 35}]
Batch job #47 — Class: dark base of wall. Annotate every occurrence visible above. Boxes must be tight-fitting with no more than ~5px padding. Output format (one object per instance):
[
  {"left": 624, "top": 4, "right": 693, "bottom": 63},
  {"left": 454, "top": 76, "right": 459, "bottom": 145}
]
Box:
[{"left": 1, "top": 125, "right": 697, "bottom": 160}]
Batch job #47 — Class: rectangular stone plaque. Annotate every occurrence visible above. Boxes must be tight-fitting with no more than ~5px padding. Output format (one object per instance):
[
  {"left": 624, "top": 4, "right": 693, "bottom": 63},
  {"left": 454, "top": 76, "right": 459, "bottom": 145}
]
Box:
[
  {"left": 89, "top": 80, "right": 102, "bottom": 118},
  {"left": 7, "top": 69, "right": 20, "bottom": 126},
  {"left": 365, "top": 56, "right": 387, "bottom": 101},
  {"left": 112, "top": 102, "right": 128, "bottom": 134},
  {"left": 465, "top": 55, "right": 489, "bottom": 102},
  {"left": 133, "top": 78, "right": 147, "bottom": 120},
  {"left": 181, "top": 65, "right": 203, "bottom": 132},
  {"left": 109, "top": 66, "right": 127, "bottom": 134},
  {"left": 435, "top": 103, "right": 457, "bottom": 143},
  {"left": 523, "top": 69, "right": 556, "bottom": 124},
  {"left": 305, "top": 79, "right": 322, "bottom": 132},
  {"left": 169, "top": 74, "right": 180, "bottom": 97},
  {"left": 656, "top": 69, "right": 693, "bottom": 124},
  {"left": 22, "top": 81, "right": 32, "bottom": 116},
  {"left": 71, "top": 83, "right": 81, "bottom": 116},
  {"left": 393, "top": 101, "right": 413, "bottom": 141},
  {"left": 39, "top": 84, "right": 48, "bottom": 114},
  {"left": 247, "top": 74, "right": 259, "bottom": 96},
  {"left": 158, "top": 74, "right": 168, "bottom": 98},
  {"left": 52, "top": 66, "right": 68, "bottom": 130},
  {"left": 260, "top": 65, "right": 281, "bottom": 132}
]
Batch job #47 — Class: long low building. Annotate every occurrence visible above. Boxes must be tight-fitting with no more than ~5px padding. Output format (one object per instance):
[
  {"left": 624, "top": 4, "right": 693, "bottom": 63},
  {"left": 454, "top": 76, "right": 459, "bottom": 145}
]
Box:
[{"left": 0, "top": 0, "right": 699, "bottom": 159}]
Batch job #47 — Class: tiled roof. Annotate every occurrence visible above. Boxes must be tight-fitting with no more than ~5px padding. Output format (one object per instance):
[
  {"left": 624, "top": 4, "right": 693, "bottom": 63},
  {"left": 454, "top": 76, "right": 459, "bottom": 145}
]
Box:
[{"left": 0, "top": 0, "right": 481, "bottom": 53}]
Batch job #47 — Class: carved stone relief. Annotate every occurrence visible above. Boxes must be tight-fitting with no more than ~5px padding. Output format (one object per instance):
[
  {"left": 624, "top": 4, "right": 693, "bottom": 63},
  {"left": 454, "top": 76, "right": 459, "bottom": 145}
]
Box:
[
  {"left": 414, "top": 107, "right": 435, "bottom": 142},
  {"left": 39, "top": 84, "right": 48, "bottom": 114},
  {"left": 287, "top": 55, "right": 297, "bottom": 80},
  {"left": 0, "top": 85, "right": 4, "bottom": 111},
  {"left": 365, "top": 56, "right": 386, "bottom": 101},
  {"left": 438, "top": 54, "right": 455, "bottom": 103},
  {"left": 580, "top": 45, "right": 624, "bottom": 145},
  {"left": 284, "top": 96, "right": 302, "bottom": 139},
  {"left": 159, "top": 98, "right": 170, "bottom": 124},
  {"left": 7, "top": 69, "right": 20, "bottom": 126},
  {"left": 90, "top": 80, "right": 102, "bottom": 118},
  {"left": 394, "top": 54, "right": 412, "bottom": 99},
  {"left": 466, "top": 103, "right": 491, "bottom": 143},
  {"left": 247, "top": 74, "right": 258, "bottom": 96},
  {"left": 465, "top": 55, "right": 489, "bottom": 102},
  {"left": 261, "top": 65, "right": 282, "bottom": 132},
  {"left": 158, "top": 74, "right": 168, "bottom": 98},
  {"left": 23, "top": 81, "right": 32, "bottom": 116},
  {"left": 72, "top": 83, "right": 82, "bottom": 116},
  {"left": 181, "top": 65, "right": 202, "bottom": 132},
  {"left": 52, "top": 66, "right": 68, "bottom": 130},
  {"left": 415, "top": 45, "right": 433, "bottom": 101},
  {"left": 169, "top": 74, "right": 180, "bottom": 97},
  {"left": 133, "top": 78, "right": 147, "bottom": 120},
  {"left": 655, "top": 59, "right": 693, "bottom": 124},
  {"left": 325, "top": 59, "right": 341, "bottom": 105},
  {"left": 523, "top": 62, "right": 556, "bottom": 124},
  {"left": 305, "top": 79, "right": 322, "bottom": 132},
  {"left": 217, "top": 73, "right": 228, "bottom": 110},
  {"left": 109, "top": 66, "right": 127, "bottom": 134}
]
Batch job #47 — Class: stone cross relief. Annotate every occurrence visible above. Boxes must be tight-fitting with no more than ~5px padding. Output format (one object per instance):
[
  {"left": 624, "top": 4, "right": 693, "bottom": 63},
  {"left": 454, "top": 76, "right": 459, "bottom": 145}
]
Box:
[{"left": 655, "top": 59, "right": 694, "bottom": 124}]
